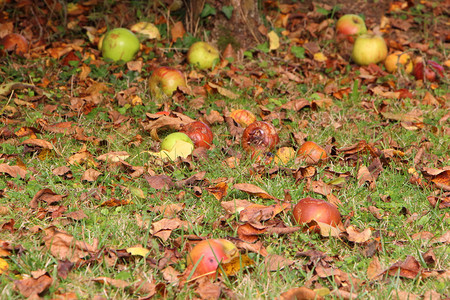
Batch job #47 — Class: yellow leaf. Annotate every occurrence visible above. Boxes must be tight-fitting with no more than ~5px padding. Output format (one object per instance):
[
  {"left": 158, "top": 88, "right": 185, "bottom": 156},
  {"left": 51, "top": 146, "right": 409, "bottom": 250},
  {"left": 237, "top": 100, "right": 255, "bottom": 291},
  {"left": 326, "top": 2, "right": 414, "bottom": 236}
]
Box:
[
  {"left": 130, "top": 22, "right": 161, "bottom": 40},
  {"left": 314, "top": 52, "right": 327, "bottom": 62},
  {"left": 0, "top": 258, "right": 9, "bottom": 274},
  {"left": 220, "top": 254, "right": 255, "bottom": 277},
  {"left": 126, "top": 246, "right": 150, "bottom": 257},
  {"left": 268, "top": 31, "right": 280, "bottom": 51}
]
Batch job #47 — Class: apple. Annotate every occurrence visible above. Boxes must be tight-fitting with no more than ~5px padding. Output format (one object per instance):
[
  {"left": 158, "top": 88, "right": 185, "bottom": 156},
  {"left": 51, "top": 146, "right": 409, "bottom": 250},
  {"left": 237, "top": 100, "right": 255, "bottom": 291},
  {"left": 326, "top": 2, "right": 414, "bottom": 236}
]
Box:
[
  {"left": 181, "top": 121, "right": 214, "bottom": 149},
  {"left": 160, "top": 132, "right": 193, "bottom": 152},
  {"left": 229, "top": 109, "right": 257, "bottom": 127},
  {"left": 0, "top": 33, "right": 29, "bottom": 56},
  {"left": 351, "top": 34, "right": 388, "bottom": 66},
  {"left": 297, "top": 141, "right": 328, "bottom": 165},
  {"left": 187, "top": 41, "right": 220, "bottom": 70},
  {"left": 101, "top": 28, "right": 140, "bottom": 62},
  {"left": 187, "top": 239, "right": 238, "bottom": 277},
  {"left": 149, "top": 66, "right": 187, "bottom": 99},
  {"left": 384, "top": 51, "right": 413, "bottom": 73},
  {"left": 336, "top": 14, "right": 367, "bottom": 36},
  {"left": 293, "top": 197, "right": 341, "bottom": 233}
]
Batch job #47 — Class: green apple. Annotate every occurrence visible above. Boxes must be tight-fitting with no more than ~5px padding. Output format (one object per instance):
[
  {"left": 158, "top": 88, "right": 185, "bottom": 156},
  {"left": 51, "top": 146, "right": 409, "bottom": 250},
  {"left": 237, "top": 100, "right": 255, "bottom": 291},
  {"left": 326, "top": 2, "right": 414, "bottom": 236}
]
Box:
[
  {"left": 187, "top": 41, "right": 220, "bottom": 70},
  {"left": 160, "top": 132, "right": 193, "bottom": 152},
  {"left": 148, "top": 67, "right": 186, "bottom": 99},
  {"left": 336, "top": 14, "right": 367, "bottom": 36},
  {"left": 351, "top": 34, "right": 388, "bottom": 66},
  {"left": 101, "top": 28, "right": 140, "bottom": 62}
]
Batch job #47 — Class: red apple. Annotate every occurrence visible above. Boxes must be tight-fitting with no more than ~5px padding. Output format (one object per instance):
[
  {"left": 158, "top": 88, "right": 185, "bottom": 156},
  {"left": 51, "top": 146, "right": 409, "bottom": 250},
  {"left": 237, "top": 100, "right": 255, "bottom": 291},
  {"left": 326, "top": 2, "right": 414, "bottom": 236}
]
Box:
[
  {"left": 297, "top": 141, "right": 328, "bottom": 165},
  {"left": 336, "top": 14, "right": 367, "bottom": 36},
  {"left": 149, "top": 66, "right": 187, "bottom": 99},
  {"left": 293, "top": 197, "right": 341, "bottom": 233},
  {"left": 0, "top": 33, "right": 29, "bottom": 56},
  {"left": 187, "top": 239, "right": 237, "bottom": 277},
  {"left": 412, "top": 60, "right": 444, "bottom": 82},
  {"left": 181, "top": 121, "right": 213, "bottom": 149},
  {"left": 351, "top": 34, "right": 388, "bottom": 66},
  {"left": 187, "top": 41, "right": 220, "bottom": 70}
]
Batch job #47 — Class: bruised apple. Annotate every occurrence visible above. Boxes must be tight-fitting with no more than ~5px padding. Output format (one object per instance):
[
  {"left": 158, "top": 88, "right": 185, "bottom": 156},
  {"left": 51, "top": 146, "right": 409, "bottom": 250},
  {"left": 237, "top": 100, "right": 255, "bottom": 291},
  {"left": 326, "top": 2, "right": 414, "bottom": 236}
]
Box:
[
  {"left": 297, "top": 141, "right": 328, "bottom": 165},
  {"left": 149, "top": 66, "right": 186, "bottom": 99},
  {"left": 181, "top": 121, "right": 213, "bottom": 149},
  {"left": 187, "top": 239, "right": 238, "bottom": 277},
  {"left": 293, "top": 197, "right": 341, "bottom": 233}
]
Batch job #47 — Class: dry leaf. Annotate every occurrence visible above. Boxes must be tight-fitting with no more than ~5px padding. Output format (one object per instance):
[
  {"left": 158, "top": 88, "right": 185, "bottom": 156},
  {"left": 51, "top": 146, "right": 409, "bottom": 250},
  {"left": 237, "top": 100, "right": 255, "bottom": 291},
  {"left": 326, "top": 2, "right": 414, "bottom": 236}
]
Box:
[
  {"left": 280, "top": 287, "right": 323, "bottom": 300},
  {"left": 14, "top": 273, "right": 53, "bottom": 298},
  {"left": 233, "top": 183, "right": 278, "bottom": 200},
  {"left": 346, "top": 226, "right": 372, "bottom": 243}
]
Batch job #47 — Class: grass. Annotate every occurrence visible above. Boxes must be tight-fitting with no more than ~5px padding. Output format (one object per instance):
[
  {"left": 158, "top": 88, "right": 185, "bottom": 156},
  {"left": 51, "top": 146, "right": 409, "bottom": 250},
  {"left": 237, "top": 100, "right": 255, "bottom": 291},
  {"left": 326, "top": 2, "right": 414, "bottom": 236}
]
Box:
[{"left": 1, "top": 1, "right": 449, "bottom": 299}]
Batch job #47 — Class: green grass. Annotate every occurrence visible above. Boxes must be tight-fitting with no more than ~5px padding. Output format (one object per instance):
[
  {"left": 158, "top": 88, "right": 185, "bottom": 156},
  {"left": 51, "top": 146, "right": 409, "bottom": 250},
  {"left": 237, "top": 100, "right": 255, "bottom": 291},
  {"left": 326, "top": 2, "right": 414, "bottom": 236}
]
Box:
[{"left": 1, "top": 1, "right": 449, "bottom": 299}]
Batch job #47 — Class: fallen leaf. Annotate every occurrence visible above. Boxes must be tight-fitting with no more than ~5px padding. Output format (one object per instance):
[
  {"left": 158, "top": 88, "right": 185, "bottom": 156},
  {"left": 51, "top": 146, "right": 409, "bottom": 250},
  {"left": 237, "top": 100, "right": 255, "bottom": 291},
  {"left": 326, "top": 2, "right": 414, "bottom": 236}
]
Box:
[
  {"left": 126, "top": 246, "right": 150, "bottom": 257},
  {"left": 280, "top": 286, "right": 323, "bottom": 300},
  {"left": 0, "top": 163, "right": 28, "bottom": 179},
  {"left": 81, "top": 168, "right": 102, "bottom": 182},
  {"left": 92, "top": 277, "right": 129, "bottom": 288},
  {"left": 14, "top": 273, "right": 53, "bottom": 298},
  {"left": 206, "top": 182, "right": 228, "bottom": 201},
  {"left": 220, "top": 253, "right": 255, "bottom": 276},
  {"left": 208, "top": 82, "right": 238, "bottom": 99},
  {"left": 346, "top": 226, "right": 372, "bottom": 243},
  {"left": 130, "top": 21, "right": 160, "bottom": 39},
  {"left": 97, "top": 151, "right": 130, "bottom": 162},
  {"left": 233, "top": 183, "right": 278, "bottom": 200},
  {"left": 30, "top": 188, "right": 65, "bottom": 209},
  {"left": 264, "top": 254, "right": 294, "bottom": 271},
  {"left": 0, "top": 258, "right": 8, "bottom": 274},
  {"left": 268, "top": 30, "right": 280, "bottom": 50},
  {"left": 387, "top": 256, "right": 421, "bottom": 279},
  {"left": 367, "top": 256, "right": 383, "bottom": 280}
]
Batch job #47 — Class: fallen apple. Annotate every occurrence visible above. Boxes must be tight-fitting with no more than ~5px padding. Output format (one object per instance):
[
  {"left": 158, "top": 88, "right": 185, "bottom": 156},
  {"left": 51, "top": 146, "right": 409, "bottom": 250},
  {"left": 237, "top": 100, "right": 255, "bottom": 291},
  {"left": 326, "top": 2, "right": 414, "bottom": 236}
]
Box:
[
  {"left": 160, "top": 132, "right": 193, "bottom": 152},
  {"left": 242, "top": 121, "right": 279, "bottom": 155},
  {"left": 187, "top": 41, "right": 220, "bottom": 70},
  {"left": 384, "top": 51, "right": 413, "bottom": 73},
  {"left": 274, "top": 147, "right": 296, "bottom": 165},
  {"left": 0, "top": 33, "right": 29, "bottom": 56},
  {"left": 351, "top": 34, "right": 388, "bottom": 66},
  {"left": 148, "top": 66, "right": 186, "bottom": 99},
  {"left": 187, "top": 239, "right": 238, "bottom": 278},
  {"left": 336, "top": 14, "right": 367, "bottom": 36},
  {"left": 297, "top": 141, "right": 328, "bottom": 165},
  {"left": 293, "top": 197, "right": 342, "bottom": 233},
  {"left": 412, "top": 60, "right": 444, "bottom": 82},
  {"left": 181, "top": 121, "right": 214, "bottom": 149},
  {"left": 101, "top": 28, "right": 140, "bottom": 62},
  {"left": 229, "top": 109, "right": 257, "bottom": 127}
]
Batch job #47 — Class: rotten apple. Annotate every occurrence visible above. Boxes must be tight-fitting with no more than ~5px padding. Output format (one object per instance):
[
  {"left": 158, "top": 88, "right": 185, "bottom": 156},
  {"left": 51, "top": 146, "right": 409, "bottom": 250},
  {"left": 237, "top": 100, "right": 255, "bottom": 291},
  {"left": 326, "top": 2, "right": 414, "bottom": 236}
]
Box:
[
  {"left": 0, "top": 33, "right": 29, "bottom": 56},
  {"left": 242, "top": 121, "right": 279, "bottom": 155},
  {"left": 187, "top": 239, "right": 238, "bottom": 277},
  {"left": 181, "top": 121, "right": 214, "bottom": 149}
]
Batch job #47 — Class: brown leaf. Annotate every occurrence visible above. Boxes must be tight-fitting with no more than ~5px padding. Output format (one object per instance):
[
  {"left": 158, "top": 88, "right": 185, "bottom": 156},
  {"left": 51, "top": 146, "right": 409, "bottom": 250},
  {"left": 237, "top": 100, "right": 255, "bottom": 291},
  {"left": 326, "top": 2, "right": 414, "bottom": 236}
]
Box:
[
  {"left": 64, "top": 210, "right": 88, "bottom": 221},
  {"left": 427, "top": 195, "right": 450, "bottom": 209},
  {"left": 381, "top": 111, "right": 423, "bottom": 123},
  {"left": 81, "top": 168, "right": 102, "bottom": 182},
  {"left": 97, "top": 151, "right": 130, "bottom": 162},
  {"left": 0, "top": 163, "right": 28, "bottom": 179},
  {"left": 232, "top": 239, "right": 268, "bottom": 257},
  {"left": 204, "top": 109, "right": 225, "bottom": 125},
  {"left": 14, "top": 273, "right": 53, "bottom": 298},
  {"left": 171, "top": 21, "right": 185, "bottom": 42},
  {"left": 100, "top": 198, "right": 131, "bottom": 207},
  {"left": 0, "top": 219, "right": 15, "bottom": 233},
  {"left": 387, "top": 256, "right": 421, "bottom": 279},
  {"left": 151, "top": 203, "right": 185, "bottom": 218},
  {"left": 57, "top": 259, "right": 74, "bottom": 279},
  {"left": 357, "top": 165, "right": 375, "bottom": 189},
  {"left": 311, "top": 180, "right": 332, "bottom": 196},
  {"left": 367, "top": 256, "right": 383, "bottom": 280},
  {"left": 368, "top": 206, "right": 384, "bottom": 220},
  {"left": 280, "top": 287, "right": 323, "bottom": 300},
  {"left": 43, "top": 226, "right": 98, "bottom": 263},
  {"left": 237, "top": 223, "right": 266, "bottom": 243},
  {"left": 233, "top": 183, "right": 278, "bottom": 200},
  {"left": 67, "top": 145, "right": 97, "bottom": 167},
  {"left": 92, "top": 277, "right": 130, "bottom": 288},
  {"left": 221, "top": 254, "right": 255, "bottom": 276},
  {"left": 151, "top": 218, "right": 188, "bottom": 242},
  {"left": 208, "top": 82, "right": 238, "bottom": 99},
  {"left": 221, "top": 199, "right": 253, "bottom": 214},
  {"left": 144, "top": 174, "right": 174, "bottom": 190},
  {"left": 30, "top": 188, "right": 65, "bottom": 209},
  {"left": 264, "top": 254, "right": 294, "bottom": 272},
  {"left": 206, "top": 182, "right": 228, "bottom": 201},
  {"left": 142, "top": 112, "right": 194, "bottom": 132},
  {"left": 195, "top": 279, "right": 221, "bottom": 299},
  {"left": 52, "top": 166, "right": 72, "bottom": 177},
  {"left": 21, "top": 138, "right": 53, "bottom": 149},
  {"left": 239, "top": 203, "right": 291, "bottom": 223},
  {"left": 431, "top": 231, "right": 450, "bottom": 244},
  {"left": 346, "top": 226, "right": 372, "bottom": 243}
]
